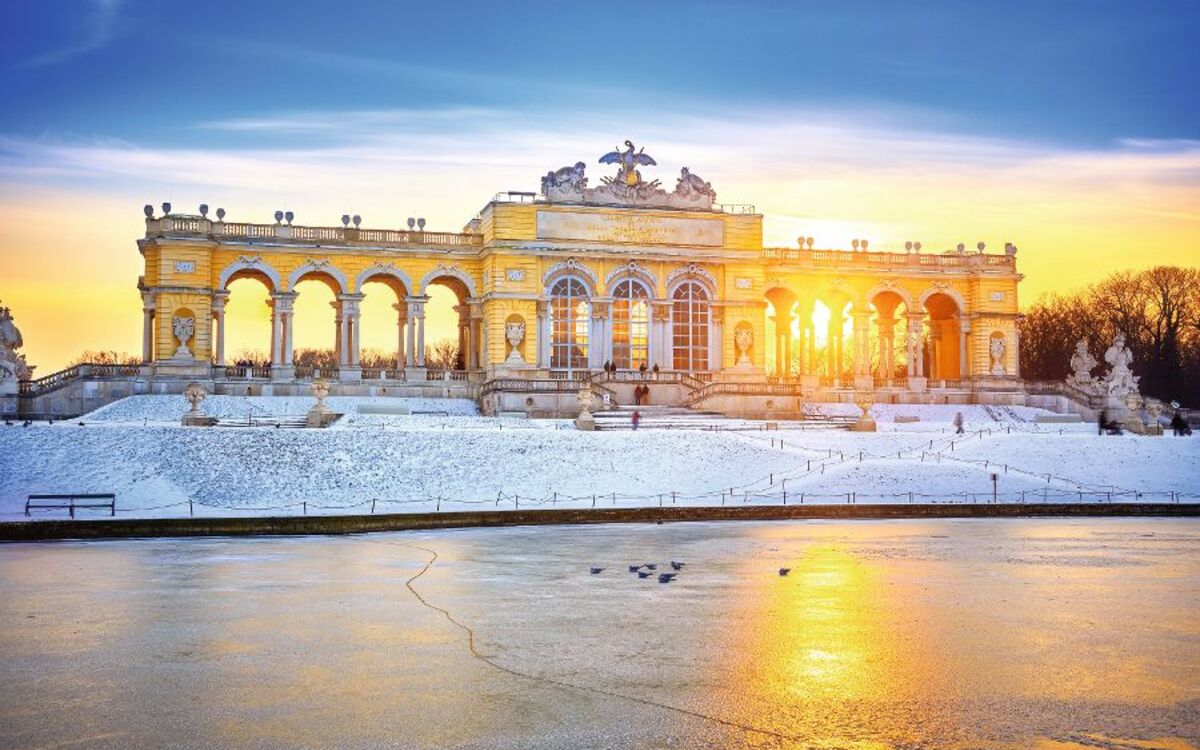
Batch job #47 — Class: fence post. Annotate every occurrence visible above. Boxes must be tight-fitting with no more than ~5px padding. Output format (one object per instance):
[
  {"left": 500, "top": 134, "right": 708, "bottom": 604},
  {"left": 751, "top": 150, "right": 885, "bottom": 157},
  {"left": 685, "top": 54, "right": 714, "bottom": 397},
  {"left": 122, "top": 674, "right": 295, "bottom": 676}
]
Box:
[
  {"left": 371, "top": 498, "right": 376, "bottom": 514},
  {"left": 671, "top": 491, "right": 677, "bottom": 504},
  {"left": 437, "top": 497, "right": 442, "bottom": 512},
  {"left": 189, "top": 498, "right": 194, "bottom": 517},
  {"left": 303, "top": 501, "right": 307, "bottom": 516},
  {"left": 592, "top": 494, "right": 596, "bottom": 508}
]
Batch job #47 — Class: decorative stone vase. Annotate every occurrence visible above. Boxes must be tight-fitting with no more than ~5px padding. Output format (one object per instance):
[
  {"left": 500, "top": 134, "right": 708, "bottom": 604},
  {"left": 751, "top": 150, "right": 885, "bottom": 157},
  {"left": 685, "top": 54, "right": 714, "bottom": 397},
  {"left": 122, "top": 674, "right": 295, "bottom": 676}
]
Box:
[
  {"left": 505, "top": 322, "right": 526, "bottom": 364},
  {"left": 989, "top": 337, "right": 1006, "bottom": 376},
  {"left": 1144, "top": 400, "right": 1163, "bottom": 436},
  {"left": 574, "top": 382, "right": 596, "bottom": 431},
  {"left": 181, "top": 382, "right": 215, "bottom": 426},
  {"left": 306, "top": 378, "right": 338, "bottom": 428},
  {"left": 851, "top": 391, "right": 877, "bottom": 432},
  {"left": 172, "top": 316, "right": 195, "bottom": 358}
]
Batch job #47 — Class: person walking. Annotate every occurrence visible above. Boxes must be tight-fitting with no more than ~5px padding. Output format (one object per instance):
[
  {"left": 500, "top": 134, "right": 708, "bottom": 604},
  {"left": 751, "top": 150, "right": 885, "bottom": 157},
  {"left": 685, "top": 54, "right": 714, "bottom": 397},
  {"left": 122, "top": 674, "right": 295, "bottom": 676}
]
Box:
[
  {"left": 953, "top": 411, "right": 964, "bottom": 435},
  {"left": 1098, "top": 410, "right": 1108, "bottom": 436},
  {"left": 631, "top": 410, "right": 641, "bottom": 430},
  {"left": 639, "top": 361, "right": 648, "bottom": 378}
]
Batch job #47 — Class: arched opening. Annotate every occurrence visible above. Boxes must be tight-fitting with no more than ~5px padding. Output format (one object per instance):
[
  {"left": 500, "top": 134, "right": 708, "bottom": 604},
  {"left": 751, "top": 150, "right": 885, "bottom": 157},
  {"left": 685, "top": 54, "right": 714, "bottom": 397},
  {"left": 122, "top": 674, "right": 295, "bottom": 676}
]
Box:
[
  {"left": 550, "top": 277, "right": 591, "bottom": 374},
  {"left": 358, "top": 274, "right": 408, "bottom": 372},
  {"left": 423, "top": 276, "right": 471, "bottom": 370},
  {"left": 672, "top": 281, "right": 710, "bottom": 372},
  {"left": 291, "top": 273, "right": 341, "bottom": 375},
  {"left": 923, "top": 292, "right": 965, "bottom": 380},
  {"left": 611, "top": 278, "right": 650, "bottom": 370},
  {"left": 870, "top": 291, "right": 909, "bottom": 382},
  {"left": 812, "top": 294, "right": 853, "bottom": 381},
  {"left": 221, "top": 271, "right": 275, "bottom": 367},
  {"left": 764, "top": 288, "right": 797, "bottom": 378}
]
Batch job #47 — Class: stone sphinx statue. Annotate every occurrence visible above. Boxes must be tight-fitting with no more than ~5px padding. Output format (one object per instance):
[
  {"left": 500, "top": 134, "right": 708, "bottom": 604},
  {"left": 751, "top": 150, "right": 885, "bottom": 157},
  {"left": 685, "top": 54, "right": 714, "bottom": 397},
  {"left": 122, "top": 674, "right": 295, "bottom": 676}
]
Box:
[
  {"left": 675, "top": 167, "right": 716, "bottom": 202},
  {"left": 0, "top": 302, "right": 32, "bottom": 382},
  {"left": 1065, "top": 338, "right": 1097, "bottom": 392},
  {"left": 1101, "top": 332, "right": 1139, "bottom": 398},
  {"left": 541, "top": 162, "right": 588, "bottom": 201}
]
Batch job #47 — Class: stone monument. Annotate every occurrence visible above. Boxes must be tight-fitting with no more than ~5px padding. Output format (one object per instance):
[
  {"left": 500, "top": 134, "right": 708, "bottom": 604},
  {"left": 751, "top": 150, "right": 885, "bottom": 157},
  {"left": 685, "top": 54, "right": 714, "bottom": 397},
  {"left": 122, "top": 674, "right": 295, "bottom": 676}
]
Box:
[
  {"left": 734, "top": 327, "right": 754, "bottom": 368},
  {"left": 181, "top": 382, "right": 216, "bottom": 426},
  {"left": 574, "top": 381, "right": 596, "bottom": 431},
  {"left": 542, "top": 140, "right": 718, "bottom": 210},
  {"left": 0, "top": 302, "right": 32, "bottom": 416},
  {"left": 1065, "top": 339, "right": 1097, "bottom": 393}
]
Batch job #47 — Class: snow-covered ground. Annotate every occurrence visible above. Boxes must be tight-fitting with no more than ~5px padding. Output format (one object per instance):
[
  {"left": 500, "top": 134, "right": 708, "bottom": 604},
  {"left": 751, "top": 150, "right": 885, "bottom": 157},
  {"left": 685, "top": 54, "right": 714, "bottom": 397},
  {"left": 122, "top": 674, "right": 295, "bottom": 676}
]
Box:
[{"left": 1, "top": 395, "right": 1196, "bottom": 520}]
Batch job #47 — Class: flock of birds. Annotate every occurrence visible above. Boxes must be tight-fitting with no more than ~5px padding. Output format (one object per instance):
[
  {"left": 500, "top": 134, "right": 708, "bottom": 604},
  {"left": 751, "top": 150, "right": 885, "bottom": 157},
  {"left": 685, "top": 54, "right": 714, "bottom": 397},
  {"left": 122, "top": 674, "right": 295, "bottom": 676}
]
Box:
[{"left": 588, "top": 561, "right": 793, "bottom": 583}]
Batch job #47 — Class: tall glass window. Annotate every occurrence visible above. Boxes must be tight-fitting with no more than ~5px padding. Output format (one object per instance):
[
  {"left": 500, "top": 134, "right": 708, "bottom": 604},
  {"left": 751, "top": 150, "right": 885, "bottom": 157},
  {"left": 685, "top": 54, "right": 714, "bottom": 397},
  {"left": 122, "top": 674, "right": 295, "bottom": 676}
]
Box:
[
  {"left": 550, "top": 277, "right": 590, "bottom": 372},
  {"left": 611, "top": 279, "right": 649, "bottom": 370},
  {"left": 672, "top": 282, "right": 709, "bottom": 371}
]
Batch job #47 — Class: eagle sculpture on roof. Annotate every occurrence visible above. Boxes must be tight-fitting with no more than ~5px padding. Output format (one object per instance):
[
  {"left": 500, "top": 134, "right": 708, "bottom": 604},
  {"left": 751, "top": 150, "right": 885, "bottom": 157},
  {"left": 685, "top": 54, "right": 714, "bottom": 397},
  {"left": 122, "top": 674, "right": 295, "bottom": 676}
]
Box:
[{"left": 599, "top": 140, "right": 658, "bottom": 187}]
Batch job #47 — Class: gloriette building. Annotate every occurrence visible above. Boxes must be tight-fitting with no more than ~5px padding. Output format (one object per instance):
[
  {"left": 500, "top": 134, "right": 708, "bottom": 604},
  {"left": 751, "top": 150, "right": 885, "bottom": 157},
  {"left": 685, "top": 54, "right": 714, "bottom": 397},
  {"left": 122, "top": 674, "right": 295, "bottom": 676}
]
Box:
[{"left": 19, "top": 141, "right": 1027, "bottom": 417}]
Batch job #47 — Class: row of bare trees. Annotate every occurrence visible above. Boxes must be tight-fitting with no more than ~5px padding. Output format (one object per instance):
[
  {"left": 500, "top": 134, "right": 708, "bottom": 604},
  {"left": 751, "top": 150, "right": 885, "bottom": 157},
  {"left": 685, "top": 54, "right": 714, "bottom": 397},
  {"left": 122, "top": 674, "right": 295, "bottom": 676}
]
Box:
[
  {"left": 1020, "top": 266, "right": 1200, "bottom": 405},
  {"left": 229, "top": 341, "right": 461, "bottom": 370}
]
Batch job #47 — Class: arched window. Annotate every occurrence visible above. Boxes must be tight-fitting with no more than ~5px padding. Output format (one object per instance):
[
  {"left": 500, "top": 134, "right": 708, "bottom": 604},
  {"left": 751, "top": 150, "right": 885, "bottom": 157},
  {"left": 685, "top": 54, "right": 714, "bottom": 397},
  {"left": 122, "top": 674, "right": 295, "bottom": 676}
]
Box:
[
  {"left": 611, "top": 279, "right": 649, "bottom": 370},
  {"left": 550, "top": 277, "right": 590, "bottom": 372},
  {"left": 672, "top": 281, "right": 709, "bottom": 371}
]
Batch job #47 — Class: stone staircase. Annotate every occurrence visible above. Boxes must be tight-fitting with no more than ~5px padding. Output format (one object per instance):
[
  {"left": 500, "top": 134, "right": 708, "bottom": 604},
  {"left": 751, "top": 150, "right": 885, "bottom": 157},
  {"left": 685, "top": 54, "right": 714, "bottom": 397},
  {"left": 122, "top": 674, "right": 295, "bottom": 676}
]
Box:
[
  {"left": 213, "top": 415, "right": 311, "bottom": 429},
  {"left": 591, "top": 405, "right": 850, "bottom": 431}
]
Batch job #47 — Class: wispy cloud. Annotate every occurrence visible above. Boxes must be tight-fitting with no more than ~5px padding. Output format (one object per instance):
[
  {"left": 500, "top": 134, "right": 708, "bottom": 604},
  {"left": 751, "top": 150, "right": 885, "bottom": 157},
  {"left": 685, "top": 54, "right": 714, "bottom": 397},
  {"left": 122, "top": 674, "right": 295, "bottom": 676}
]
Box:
[{"left": 22, "top": 0, "right": 123, "bottom": 68}]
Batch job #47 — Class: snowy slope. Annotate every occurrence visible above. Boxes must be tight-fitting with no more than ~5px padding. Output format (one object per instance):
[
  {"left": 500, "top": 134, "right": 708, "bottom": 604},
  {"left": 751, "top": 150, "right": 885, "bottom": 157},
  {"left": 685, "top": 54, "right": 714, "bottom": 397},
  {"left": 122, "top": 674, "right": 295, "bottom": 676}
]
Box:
[{"left": 1, "top": 396, "right": 1195, "bottom": 520}]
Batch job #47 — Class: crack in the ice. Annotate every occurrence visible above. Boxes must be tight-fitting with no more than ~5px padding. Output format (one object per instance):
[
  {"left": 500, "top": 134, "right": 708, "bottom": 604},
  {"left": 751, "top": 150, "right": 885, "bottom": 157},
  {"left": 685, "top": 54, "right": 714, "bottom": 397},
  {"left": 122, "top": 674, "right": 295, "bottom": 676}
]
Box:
[{"left": 378, "top": 539, "right": 805, "bottom": 744}]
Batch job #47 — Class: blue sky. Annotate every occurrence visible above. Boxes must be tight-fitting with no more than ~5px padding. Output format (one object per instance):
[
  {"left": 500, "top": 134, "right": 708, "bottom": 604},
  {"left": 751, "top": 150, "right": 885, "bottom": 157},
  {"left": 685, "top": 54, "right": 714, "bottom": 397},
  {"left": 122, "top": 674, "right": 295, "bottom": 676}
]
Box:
[
  {"left": 2, "top": 1, "right": 1197, "bottom": 149},
  {"left": 1, "top": 0, "right": 1198, "bottom": 369}
]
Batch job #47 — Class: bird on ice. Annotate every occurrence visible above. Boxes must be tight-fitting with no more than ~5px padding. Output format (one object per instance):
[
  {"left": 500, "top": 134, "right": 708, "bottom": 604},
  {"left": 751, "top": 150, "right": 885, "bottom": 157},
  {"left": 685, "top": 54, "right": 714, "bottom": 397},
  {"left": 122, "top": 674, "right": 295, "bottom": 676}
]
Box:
[
  {"left": 779, "top": 568, "right": 791, "bottom": 576},
  {"left": 670, "top": 561, "right": 684, "bottom": 571},
  {"left": 658, "top": 573, "right": 677, "bottom": 583},
  {"left": 590, "top": 567, "right": 604, "bottom": 575}
]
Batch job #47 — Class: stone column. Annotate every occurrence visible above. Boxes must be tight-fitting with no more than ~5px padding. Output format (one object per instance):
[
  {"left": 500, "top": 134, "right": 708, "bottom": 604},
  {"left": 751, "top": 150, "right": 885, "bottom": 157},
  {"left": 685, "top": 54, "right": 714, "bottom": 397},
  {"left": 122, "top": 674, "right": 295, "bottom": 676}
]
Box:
[
  {"left": 1012, "top": 325, "right": 1021, "bottom": 379},
  {"left": 270, "top": 292, "right": 296, "bottom": 380},
  {"left": 958, "top": 317, "right": 970, "bottom": 380},
  {"left": 470, "top": 301, "right": 485, "bottom": 370},
  {"left": 335, "top": 294, "right": 363, "bottom": 380},
  {"left": 536, "top": 300, "right": 550, "bottom": 368},
  {"left": 454, "top": 304, "right": 470, "bottom": 370},
  {"left": 878, "top": 318, "right": 895, "bottom": 380},
  {"left": 588, "top": 302, "right": 609, "bottom": 370},
  {"left": 211, "top": 291, "right": 228, "bottom": 366},
  {"left": 405, "top": 296, "right": 427, "bottom": 371},
  {"left": 906, "top": 313, "right": 925, "bottom": 388},
  {"left": 709, "top": 305, "right": 724, "bottom": 372},
  {"left": 852, "top": 311, "right": 872, "bottom": 377},
  {"left": 392, "top": 303, "right": 407, "bottom": 369},
  {"left": 140, "top": 291, "right": 157, "bottom": 363}
]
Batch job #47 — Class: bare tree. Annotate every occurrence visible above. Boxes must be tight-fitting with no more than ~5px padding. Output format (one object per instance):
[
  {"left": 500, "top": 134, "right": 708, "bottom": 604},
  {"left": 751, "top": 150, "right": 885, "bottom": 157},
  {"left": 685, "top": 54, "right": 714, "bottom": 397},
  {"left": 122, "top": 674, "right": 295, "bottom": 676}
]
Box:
[
  {"left": 424, "top": 339, "right": 460, "bottom": 370},
  {"left": 71, "top": 350, "right": 141, "bottom": 366}
]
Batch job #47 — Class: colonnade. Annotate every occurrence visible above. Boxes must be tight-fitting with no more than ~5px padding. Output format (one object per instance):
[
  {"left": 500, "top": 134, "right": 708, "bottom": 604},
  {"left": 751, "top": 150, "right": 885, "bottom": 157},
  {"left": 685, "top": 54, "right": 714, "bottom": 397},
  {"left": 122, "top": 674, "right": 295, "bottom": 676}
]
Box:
[
  {"left": 768, "top": 300, "right": 980, "bottom": 383},
  {"left": 204, "top": 287, "right": 484, "bottom": 374}
]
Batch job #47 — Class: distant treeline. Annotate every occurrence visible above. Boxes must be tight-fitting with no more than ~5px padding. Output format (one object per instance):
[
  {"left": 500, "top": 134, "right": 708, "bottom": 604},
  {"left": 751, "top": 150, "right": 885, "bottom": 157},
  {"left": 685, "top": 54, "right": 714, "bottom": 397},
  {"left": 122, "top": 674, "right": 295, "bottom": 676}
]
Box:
[{"left": 1020, "top": 266, "right": 1200, "bottom": 406}]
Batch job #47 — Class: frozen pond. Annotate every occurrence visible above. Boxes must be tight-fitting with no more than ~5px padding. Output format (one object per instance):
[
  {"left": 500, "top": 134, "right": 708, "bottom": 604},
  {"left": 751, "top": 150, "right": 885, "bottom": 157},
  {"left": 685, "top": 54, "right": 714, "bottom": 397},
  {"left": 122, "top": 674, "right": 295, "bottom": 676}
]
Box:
[{"left": 2, "top": 519, "right": 1198, "bottom": 749}]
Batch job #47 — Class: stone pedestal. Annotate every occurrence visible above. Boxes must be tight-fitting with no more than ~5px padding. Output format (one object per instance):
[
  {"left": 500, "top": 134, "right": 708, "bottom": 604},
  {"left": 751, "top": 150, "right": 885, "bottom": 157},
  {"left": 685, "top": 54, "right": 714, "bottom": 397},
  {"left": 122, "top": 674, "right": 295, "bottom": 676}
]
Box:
[
  {"left": 182, "top": 413, "right": 217, "bottom": 427},
  {"left": 908, "top": 377, "right": 928, "bottom": 393},
  {"left": 574, "top": 412, "right": 597, "bottom": 431},
  {"left": 800, "top": 374, "right": 819, "bottom": 392},
  {"left": 853, "top": 375, "right": 874, "bottom": 390},
  {"left": 851, "top": 418, "right": 877, "bottom": 432},
  {"left": 270, "top": 365, "right": 295, "bottom": 382},
  {"left": 154, "top": 359, "right": 211, "bottom": 379},
  {"left": 340, "top": 366, "right": 361, "bottom": 383},
  {"left": 1, "top": 379, "right": 17, "bottom": 417}
]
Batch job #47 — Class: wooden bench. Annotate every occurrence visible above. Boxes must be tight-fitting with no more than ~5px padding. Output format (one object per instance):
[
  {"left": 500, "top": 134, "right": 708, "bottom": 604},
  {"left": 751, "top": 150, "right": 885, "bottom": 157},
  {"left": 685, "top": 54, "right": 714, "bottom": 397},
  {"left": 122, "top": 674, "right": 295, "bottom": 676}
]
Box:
[{"left": 25, "top": 493, "right": 116, "bottom": 518}]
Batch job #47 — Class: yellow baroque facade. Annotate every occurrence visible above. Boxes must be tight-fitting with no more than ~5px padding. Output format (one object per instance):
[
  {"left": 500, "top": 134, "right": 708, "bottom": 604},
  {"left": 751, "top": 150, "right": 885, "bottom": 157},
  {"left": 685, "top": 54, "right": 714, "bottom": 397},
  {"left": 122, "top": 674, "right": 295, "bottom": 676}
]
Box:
[{"left": 134, "top": 143, "right": 1025, "bottom": 414}]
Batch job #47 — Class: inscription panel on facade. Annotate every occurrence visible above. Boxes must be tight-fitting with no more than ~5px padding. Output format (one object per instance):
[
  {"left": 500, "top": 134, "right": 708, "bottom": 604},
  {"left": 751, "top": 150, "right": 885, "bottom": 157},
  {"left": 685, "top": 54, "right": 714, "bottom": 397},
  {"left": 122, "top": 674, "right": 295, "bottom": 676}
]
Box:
[{"left": 536, "top": 210, "right": 724, "bottom": 247}]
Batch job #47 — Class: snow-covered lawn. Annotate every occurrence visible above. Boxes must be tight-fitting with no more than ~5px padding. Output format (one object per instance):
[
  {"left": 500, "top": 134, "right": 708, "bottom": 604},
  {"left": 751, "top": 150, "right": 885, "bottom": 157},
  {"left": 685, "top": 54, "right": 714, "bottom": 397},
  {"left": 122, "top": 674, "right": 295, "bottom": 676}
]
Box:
[{"left": 1, "top": 395, "right": 1196, "bottom": 520}]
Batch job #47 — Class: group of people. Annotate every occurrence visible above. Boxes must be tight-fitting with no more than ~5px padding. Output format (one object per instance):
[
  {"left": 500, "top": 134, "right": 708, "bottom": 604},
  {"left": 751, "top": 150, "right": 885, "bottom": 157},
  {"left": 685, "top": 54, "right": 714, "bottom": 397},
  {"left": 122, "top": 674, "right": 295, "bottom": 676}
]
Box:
[
  {"left": 1098, "top": 409, "right": 1194, "bottom": 436},
  {"left": 633, "top": 383, "right": 651, "bottom": 405},
  {"left": 600, "top": 361, "right": 661, "bottom": 378}
]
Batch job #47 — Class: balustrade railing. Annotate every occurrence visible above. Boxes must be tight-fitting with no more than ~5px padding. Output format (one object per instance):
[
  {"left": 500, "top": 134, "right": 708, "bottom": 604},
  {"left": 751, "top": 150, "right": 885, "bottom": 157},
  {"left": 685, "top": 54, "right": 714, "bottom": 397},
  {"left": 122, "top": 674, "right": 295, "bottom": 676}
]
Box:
[
  {"left": 149, "top": 216, "right": 482, "bottom": 248},
  {"left": 762, "top": 247, "right": 1015, "bottom": 271}
]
